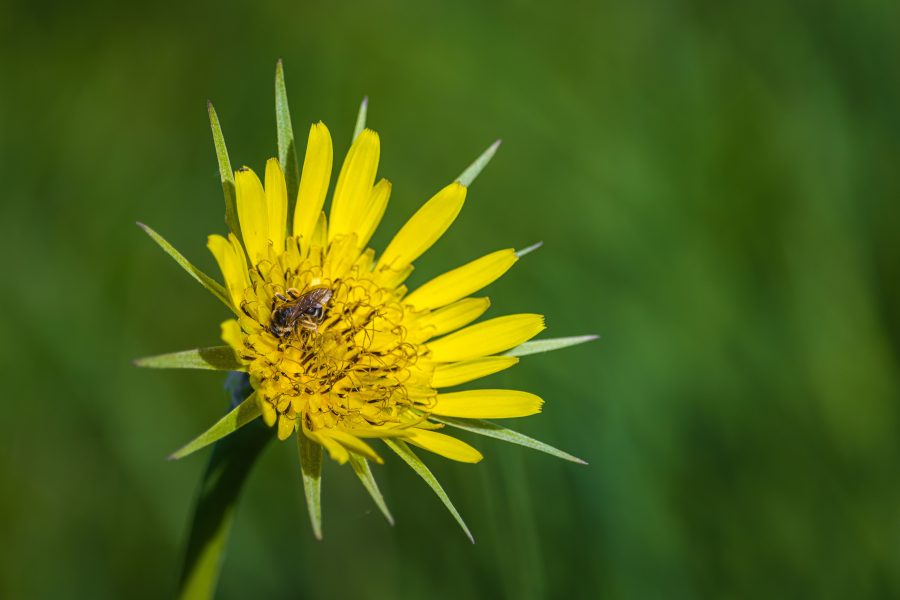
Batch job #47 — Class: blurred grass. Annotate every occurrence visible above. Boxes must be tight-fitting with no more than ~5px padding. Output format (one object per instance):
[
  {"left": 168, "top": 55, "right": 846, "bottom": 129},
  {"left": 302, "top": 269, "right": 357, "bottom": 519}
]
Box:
[{"left": 2, "top": 0, "right": 900, "bottom": 598}]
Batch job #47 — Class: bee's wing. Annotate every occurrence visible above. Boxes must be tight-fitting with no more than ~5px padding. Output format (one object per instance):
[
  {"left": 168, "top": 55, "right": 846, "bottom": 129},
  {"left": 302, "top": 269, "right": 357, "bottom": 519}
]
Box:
[{"left": 307, "top": 287, "right": 333, "bottom": 305}]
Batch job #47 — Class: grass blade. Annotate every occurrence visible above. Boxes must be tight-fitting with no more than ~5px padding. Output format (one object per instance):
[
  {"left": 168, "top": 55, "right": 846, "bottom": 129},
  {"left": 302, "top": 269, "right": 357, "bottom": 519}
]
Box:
[
  {"left": 384, "top": 439, "right": 474, "bottom": 543},
  {"left": 133, "top": 347, "right": 242, "bottom": 371},
  {"left": 137, "top": 223, "right": 235, "bottom": 314},
  {"left": 169, "top": 393, "right": 262, "bottom": 460},
  {"left": 348, "top": 453, "right": 394, "bottom": 526},
  {"left": 456, "top": 139, "right": 501, "bottom": 187},
  {"left": 433, "top": 416, "right": 587, "bottom": 465},
  {"left": 297, "top": 432, "right": 324, "bottom": 540},
  {"left": 207, "top": 102, "right": 241, "bottom": 242},
  {"left": 505, "top": 335, "right": 599, "bottom": 357},
  {"left": 275, "top": 59, "right": 299, "bottom": 198}
]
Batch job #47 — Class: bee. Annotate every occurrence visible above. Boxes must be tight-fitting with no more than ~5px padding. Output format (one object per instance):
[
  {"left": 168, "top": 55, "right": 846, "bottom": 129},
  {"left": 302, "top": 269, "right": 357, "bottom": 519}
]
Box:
[{"left": 269, "top": 287, "right": 333, "bottom": 337}]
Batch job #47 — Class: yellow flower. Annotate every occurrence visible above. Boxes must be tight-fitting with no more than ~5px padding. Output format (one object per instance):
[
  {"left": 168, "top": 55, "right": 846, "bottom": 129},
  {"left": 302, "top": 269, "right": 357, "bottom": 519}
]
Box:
[
  {"left": 137, "top": 69, "right": 594, "bottom": 541},
  {"left": 216, "top": 136, "right": 544, "bottom": 452}
]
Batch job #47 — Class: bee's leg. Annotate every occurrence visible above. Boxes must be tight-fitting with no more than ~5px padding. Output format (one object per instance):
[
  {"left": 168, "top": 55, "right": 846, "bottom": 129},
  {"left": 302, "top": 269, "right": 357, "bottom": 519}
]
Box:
[
  {"left": 275, "top": 292, "right": 290, "bottom": 302},
  {"left": 298, "top": 318, "right": 318, "bottom": 333},
  {"left": 287, "top": 287, "right": 301, "bottom": 299}
]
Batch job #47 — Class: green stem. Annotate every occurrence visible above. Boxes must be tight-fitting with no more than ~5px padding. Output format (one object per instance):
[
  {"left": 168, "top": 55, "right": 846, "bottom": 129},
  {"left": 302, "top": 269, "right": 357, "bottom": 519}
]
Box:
[{"left": 177, "top": 374, "right": 272, "bottom": 600}]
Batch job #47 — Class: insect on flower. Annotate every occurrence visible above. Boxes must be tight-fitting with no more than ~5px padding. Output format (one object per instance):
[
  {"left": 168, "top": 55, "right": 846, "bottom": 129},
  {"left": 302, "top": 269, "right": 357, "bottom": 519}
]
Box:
[
  {"left": 269, "top": 287, "right": 333, "bottom": 337},
  {"left": 135, "top": 61, "right": 596, "bottom": 543}
]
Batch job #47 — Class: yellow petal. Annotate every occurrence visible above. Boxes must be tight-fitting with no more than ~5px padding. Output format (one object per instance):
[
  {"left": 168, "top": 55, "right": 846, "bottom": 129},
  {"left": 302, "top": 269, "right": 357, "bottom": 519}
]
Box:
[
  {"left": 377, "top": 182, "right": 466, "bottom": 270},
  {"left": 259, "top": 395, "right": 277, "bottom": 427},
  {"left": 277, "top": 415, "right": 296, "bottom": 440},
  {"left": 412, "top": 297, "right": 491, "bottom": 342},
  {"left": 228, "top": 232, "right": 249, "bottom": 274},
  {"left": 405, "top": 249, "right": 518, "bottom": 310},
  {"left": 235, "top": 167, "right": 269, "bottom": 264},
  {"left": 329, "top": 129, "right": 380, "bottom": 242},
  {"left": 427, "top": 314, "right": 545, "bottom": 362},
  {"left": 405, "top": 428, "right": 483, "bottom": 463},
  {"left": 357, "top": 178, "right": 391, "bottom": 249},
  {"left": 325, "top": 429, "right": 383, "bottom": 464},
  {"left": 336, "top": 425, "right": 406, "bottom": 438},
  {"left": 220, "top": 319, "right": 244, "bottom": 354},
  {"left": 323, "top": 233, "right": 361, "bottom": 279},
  {"left": 311, "top": 211, "right": 327, "bottom": 250},
  {"left": 207, "top": 233, "right": 250, "bottom": 308},
  {"left": 376, "top": 263, "right": 413, "bottom": 290},
  {"left": 293, "top": 122, "right": 333, "bottom": 244},
  {"left": 264, "top": 158, "right": 288, "bottom": 253},
  {"left": 309, "top": 429, "right": 350, "bottom": 464},
  {"left": 354, "top": 247, "right": 376, "bottom": 273},
  {"left": 430, "top": 390, "right": 543, "bottom": 418},
  {"left": 432, "top": 356, "right": 519, "bottom": 388}
]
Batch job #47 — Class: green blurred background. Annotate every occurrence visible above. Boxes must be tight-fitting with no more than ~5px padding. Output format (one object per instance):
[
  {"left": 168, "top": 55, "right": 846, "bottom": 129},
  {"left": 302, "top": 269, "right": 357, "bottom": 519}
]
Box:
[{"left": 3, "top": 0, "right": 900, "bottom": 597}]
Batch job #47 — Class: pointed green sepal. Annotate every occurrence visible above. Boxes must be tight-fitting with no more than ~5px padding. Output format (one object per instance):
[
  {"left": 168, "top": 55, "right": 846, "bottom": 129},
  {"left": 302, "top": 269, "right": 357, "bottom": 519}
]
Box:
[
  {"left": 516, "top": 241, "right": 543, "bottom": 258},
  {"left": 456, "top": 139, "right": 501, "bottom": 187},
  {"left": 352, "top": 96, "right": 368, "bottom": 141},
  {"left": 275, "top": 59, "right": 299, "bottom": 199},
  {"left": 433, "top": 416, "right": 587, "bottom": 465},
  {"left": 384, "top": 439, "right": 474, "bottom": 543},
  {"left": 297, "top": 431, "right": 324, "bottom": 540},
  {"left": 348, "top": 452, "right": 394, "bottom": 526},
  {"left": 137, "top": 222, "right": 235, "bottom": 314},
  {"left": 169, "top": 393, "right": 262, "bottom": 460},
  {"left": 133, "top": 346, "right": 243, "bottom": 371},
  {"left": 505, "top": 335, "right": 599, "bottom": 357},
  {"left": 207, "top": 102, "right": 241, "bottom": 243}
]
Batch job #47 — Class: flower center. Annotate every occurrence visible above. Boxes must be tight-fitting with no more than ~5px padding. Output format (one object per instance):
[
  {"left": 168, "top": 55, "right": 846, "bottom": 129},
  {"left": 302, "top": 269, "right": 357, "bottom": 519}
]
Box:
[{"left": 236, "top": 236, "right": 430, "bottom": 435}]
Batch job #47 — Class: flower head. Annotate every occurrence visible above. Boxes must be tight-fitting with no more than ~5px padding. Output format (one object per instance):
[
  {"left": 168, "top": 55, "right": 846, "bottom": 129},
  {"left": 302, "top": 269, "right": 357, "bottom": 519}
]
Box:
[
  {"left": 137, "top": 66, "right": 594, "bottom": 540},
  {"left": 217, "top": 139, "right": 545, "bottom": 458}
]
